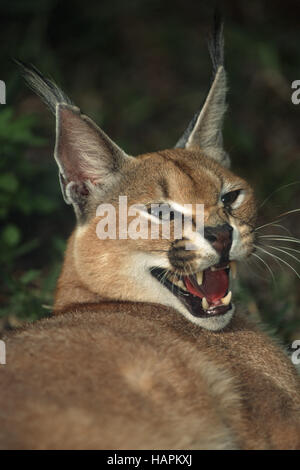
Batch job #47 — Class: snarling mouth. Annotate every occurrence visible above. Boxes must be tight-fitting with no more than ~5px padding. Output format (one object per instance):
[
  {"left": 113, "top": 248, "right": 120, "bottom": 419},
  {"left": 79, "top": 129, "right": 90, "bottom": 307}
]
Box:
[{"left": 151, "top": 262, "right": 236, "bottom": 318}]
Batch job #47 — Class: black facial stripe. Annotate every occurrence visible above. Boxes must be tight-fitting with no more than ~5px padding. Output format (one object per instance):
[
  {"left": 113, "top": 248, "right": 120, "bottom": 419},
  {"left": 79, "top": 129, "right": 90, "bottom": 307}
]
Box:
[
  {"left": 157, "top": 151, "right": 198, "bottom": 188},
  {"left": 171, "top": 244, "right": 190, "bottom": 252},
  {"left": 159, "top": 178, "right": 169, "bottom": 199}
]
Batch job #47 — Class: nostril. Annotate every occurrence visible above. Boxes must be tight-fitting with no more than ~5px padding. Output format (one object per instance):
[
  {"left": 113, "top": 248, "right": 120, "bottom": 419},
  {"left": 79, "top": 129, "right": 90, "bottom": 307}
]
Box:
[
  {"left": 205, "top": 234, "right": 218, "bottom": 243},
  {"left": 204, "top": 227, "right": 218, "bottom": 243}
]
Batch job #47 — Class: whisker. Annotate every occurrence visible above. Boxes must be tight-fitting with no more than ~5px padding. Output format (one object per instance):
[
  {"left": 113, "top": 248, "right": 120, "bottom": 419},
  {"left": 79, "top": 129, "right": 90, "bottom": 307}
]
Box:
[
  {"left": 269, "top": 245, "right": 300, "bottom": 254},
  {"left": 255, "top": 207, "right": 300, "bottom": 233},
  {"left": 149, "top": 264, "right": 169, "bottom": 283},
  {"left": 255, "top": 245, "right": 300, "bottom": 279},
  {"left": 183, "top": 263, "right": 192, "bottom": 277},
  {"left": 149, "top": 263, "right": 166, "bottom": 274},
  {"left": 172, "top": 269, "right": 180, "bottom": 296},
  {"left": 175, "top": 266, "right": 188, "bottom": 296},
  {"left": 263, "top": 234, "right": 300, "bottom": 239},
  {"left": 277, "top": 208, "right": 300, "bottom": 217},
  {"left": 246, "top": 256, "right": 274, "bottom": 281},
  {"left": 261, "top": 244, "right": 300, "bottom": 264},
  {"left": 251, "top": 252, "right": 276, "bottom": 282},
  {"left": 255, "top": 220, "right": 282, "bottom": 231},
  {"left": 258, "top": 236, "right": 300, "bottom": 244},
  {"left": 254, "top": 243, "right": 283, "bottom": 270},
  {"left": 259, "top": 181, "right": 300, "bottom": 209},
  {"left": 173, "top": 268, "right": 186, "bottom": 297},
  {"left": 255, "top": 223, "right": 292, "bottom": 235},
  {"left": 160, "top": 269, "right": 170, "bottom": 287}
]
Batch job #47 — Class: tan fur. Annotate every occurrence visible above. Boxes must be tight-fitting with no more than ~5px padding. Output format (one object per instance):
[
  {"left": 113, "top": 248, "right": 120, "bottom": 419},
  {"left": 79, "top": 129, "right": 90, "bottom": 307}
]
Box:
[
  {"left": 1, "top": 148, "right": 299, "bottom": 450},
  {"left": 1, "top": 304, "right": 299, "bottom": 450}
]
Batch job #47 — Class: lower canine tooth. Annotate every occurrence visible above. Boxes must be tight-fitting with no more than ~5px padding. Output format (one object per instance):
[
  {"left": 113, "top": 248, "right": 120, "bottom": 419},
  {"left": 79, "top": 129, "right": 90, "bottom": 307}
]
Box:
[
  {"left": 176, "top": 280, "right": 185, "bottom": 289},
  {"left": 221, "top": 291, "right": 232, "bottom": 306},
  {"left": 196, "top": 271, "right": 203, "bottom": 285},
  {"left": 202, "top": 297, "right": 209, "bottom": 310},
  {"left": 230, "top": 261, "right": 237, "bottom": 279}
]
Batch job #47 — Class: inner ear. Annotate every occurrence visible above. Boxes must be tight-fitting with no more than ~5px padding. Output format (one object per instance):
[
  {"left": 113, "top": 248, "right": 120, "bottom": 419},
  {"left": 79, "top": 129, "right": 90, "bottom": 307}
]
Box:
[{"left": 55, "top": 104, "right": 131, "bottom": 220}]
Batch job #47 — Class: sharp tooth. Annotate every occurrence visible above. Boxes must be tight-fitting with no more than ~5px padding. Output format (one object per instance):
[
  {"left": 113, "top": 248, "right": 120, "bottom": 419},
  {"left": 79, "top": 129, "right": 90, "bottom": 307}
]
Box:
[
  {"left": 196, "top": 271, "right": 203, "bottom": 285},
  {"left": 202, "top": 297, "right": 209, "bottom": 310},
  {"left": 230, "top": 261, "right": 237, "bottom": 279},
  {"left": 176, "top": 279, "right": 185, "bottom": 289},
  {"left": 171, "top": 278, "right": 187, "bottom": 291},
  {"left": 221, "top": 291, "right": 232, "bottom": 306}
]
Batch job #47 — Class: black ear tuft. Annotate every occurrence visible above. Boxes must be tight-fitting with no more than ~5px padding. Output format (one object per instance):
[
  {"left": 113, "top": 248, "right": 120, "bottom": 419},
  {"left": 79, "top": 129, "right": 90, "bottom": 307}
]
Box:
[
  {"left": 175, "top": 13, "right": 226, "bottom": 151},
  {"left": 15, "top": 59, "right": 73, "bottom": 114},
  {"left": 207, "top": 11, "right": 224, "bottom": 77},
  {"left": 174, "top": 13, "right": 229, "bottom": 167}
]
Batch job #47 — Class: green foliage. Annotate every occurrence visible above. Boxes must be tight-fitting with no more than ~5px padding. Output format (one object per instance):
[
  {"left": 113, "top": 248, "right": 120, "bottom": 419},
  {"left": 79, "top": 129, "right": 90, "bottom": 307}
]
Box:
[{"left": 0, "top": 107, "right": 68, "bottom": 321}]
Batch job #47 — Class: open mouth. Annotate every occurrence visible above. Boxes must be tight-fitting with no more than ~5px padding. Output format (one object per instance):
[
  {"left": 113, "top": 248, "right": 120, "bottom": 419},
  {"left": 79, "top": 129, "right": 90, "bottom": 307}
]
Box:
[{"left": 151, "top": 261, "right": 236, "bottom": 318}]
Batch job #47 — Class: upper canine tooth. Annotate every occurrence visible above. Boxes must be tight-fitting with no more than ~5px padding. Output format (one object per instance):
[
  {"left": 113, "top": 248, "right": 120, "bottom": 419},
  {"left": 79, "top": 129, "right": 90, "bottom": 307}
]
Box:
[
  {"left": 196, "top": 271, "right": 203, "bottom": 285},
  {"left": 221, "top": 291, "right": 232, "bottom": 306},
  {"left": 230, "top": 261, "right": 237, "bottom": 279},
  {"left": 202, "top": 297, "right": 209, "bottom": 310}
]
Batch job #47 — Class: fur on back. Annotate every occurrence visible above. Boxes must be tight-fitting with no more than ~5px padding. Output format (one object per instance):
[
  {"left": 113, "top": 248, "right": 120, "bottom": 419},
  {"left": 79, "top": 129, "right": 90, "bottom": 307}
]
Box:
[{"left": 1, "top": 304, "right": 300, "bottom": 450}]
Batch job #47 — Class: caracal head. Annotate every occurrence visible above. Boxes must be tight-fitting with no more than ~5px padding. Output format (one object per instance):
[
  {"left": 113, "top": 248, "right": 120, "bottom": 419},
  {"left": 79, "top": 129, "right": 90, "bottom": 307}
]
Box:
[{"left": 19, "top": 21, "right": 256, "bottom": 331}]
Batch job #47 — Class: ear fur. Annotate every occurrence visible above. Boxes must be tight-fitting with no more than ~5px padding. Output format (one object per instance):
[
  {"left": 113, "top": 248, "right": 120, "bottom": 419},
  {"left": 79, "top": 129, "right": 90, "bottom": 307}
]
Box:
[
  {"left": 17, "top": 61, "right": 131, "bottom": 222},
  {"left": 175, "top": 16, "right": 230, "bottom": 168},
  {"left": 54, "top": 103, "right": 130, "bottom": 219}
]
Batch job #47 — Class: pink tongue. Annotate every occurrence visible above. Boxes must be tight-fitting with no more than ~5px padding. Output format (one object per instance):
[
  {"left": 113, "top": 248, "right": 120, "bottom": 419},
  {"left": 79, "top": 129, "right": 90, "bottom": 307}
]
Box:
[{"left": 184, "top": 269, "right": 229, "bottom": 303}]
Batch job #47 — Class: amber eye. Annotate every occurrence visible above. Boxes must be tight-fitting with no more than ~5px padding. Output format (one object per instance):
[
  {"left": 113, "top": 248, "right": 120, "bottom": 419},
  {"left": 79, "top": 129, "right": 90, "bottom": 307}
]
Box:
[{"left": 221, "top": 190, "right": 241, "bottom": 207}]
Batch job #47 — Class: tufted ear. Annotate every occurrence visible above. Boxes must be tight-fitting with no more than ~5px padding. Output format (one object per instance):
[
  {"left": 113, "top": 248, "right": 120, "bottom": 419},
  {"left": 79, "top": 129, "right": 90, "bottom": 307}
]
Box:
[
  {"left": 54, "top": 103, "right": 130, "bottom": 219},
  {"left": 17, "top": 61, "right": 131, "bottom": 222},
  {"left": 175, "top": 17, "right": 230, "bottom": 168}
]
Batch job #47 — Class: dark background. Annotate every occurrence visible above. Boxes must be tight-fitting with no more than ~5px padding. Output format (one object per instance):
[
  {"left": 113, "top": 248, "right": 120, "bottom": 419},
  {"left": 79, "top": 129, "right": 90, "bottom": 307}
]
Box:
[{"left": 1, "top": 0, "right": 300, "bottom": 343}]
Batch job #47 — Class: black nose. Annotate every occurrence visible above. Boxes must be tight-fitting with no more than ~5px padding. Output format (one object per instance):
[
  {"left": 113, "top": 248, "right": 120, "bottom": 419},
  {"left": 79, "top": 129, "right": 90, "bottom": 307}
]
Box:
[{"left": 204, "top": 223, "right": 233, "bottom": 260}]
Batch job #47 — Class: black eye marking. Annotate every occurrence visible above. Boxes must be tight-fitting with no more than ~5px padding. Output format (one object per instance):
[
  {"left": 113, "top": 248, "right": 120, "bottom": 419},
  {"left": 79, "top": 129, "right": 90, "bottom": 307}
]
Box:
[{"left": 221, "top": 190, "right": 241, "bottom": 207}]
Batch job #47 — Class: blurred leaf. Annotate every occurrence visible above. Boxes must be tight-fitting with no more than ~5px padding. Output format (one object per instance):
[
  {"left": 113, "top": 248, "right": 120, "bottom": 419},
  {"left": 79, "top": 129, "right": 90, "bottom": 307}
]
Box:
[
  {"left": 20, "top": 269, "right": 40, "bottom": 284},
  {"left": 0, "top": 172, "right": 19, "bottom": 192},
  {"left": 257, "top": 43, "right": 280, "bottom": 71},
  {"left": 2, "top": 224, "right": 21, "bottom": 246},
  {"left": 0, "top": 108, "right": 46, "bottom": 146}
]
